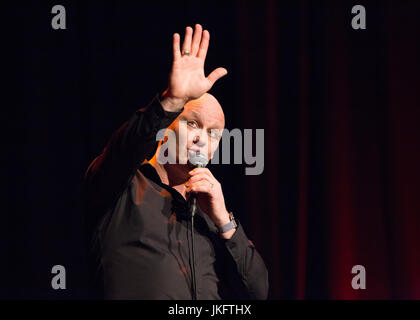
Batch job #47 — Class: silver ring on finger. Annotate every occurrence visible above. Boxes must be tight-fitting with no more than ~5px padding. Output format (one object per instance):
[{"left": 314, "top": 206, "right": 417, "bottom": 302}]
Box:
[{"left": 183, "top": 50, "right": 190, "bottom": 56}]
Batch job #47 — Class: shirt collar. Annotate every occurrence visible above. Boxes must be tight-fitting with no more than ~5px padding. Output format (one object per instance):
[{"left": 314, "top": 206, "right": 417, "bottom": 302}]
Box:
[{"left": 139, "top": 162, "right": 190, "bottom": 219}]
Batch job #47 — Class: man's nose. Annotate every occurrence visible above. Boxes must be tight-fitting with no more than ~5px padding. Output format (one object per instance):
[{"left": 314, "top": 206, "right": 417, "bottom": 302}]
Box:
[{"left": 193, "top": 130, "right": 207, "bottom": 147}]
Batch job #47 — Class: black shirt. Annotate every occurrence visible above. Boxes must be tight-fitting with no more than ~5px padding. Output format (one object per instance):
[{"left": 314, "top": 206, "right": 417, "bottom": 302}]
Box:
[{"left": 83, "top": 94, "right": 269, "bottom": 299}]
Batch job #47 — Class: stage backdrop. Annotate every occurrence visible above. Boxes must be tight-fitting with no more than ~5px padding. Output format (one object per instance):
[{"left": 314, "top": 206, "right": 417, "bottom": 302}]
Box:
[{"left": 3, "top": 0, "right": 419, "bottom": 299}]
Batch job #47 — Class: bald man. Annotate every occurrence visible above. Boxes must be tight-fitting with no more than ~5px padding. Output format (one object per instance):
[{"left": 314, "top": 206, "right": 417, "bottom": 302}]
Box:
[{"left": 83, "top": 24, "right": 269, "bottom": 300}]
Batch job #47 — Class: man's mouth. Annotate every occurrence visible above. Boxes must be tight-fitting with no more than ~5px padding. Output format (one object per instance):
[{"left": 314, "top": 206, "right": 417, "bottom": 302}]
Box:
[{"left": 188, "top": 148, "right": 201, "bottom": 155}]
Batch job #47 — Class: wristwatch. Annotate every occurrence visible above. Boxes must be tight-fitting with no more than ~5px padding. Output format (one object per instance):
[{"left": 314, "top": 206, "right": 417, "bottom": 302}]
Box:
[{"left": 218, "top": 211, "right": 238, "bottom": 233}]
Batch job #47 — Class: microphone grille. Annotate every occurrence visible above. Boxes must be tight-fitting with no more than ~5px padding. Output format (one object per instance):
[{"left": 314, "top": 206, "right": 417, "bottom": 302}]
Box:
[{"left": 189, "top": 152, "right": 208, "bottom": 168}]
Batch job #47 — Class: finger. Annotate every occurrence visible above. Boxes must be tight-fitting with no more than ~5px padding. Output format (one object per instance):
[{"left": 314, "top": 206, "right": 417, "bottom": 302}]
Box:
[
  {"left": 186, "top": 181, "right": 211, "bottom": 194},
  {"left": 207, "top": 67, "right": 228, "bottom": 86},
  {"left": 188, "top": 178, "right": 216, "bottom": 193},
  {"left": 181, "top": 26, "right": 193, "bottom": 55},
  {"left": 191, "top": 24, "right": 203, "bottom": 56},
  {"left": 189, "top": 167, "right": 211, "bottom": 176},
  {"left": 189, "top": 168, "right": 217, "bottom": 181},
  {"left": 173, "top": 33, "right": 181, "bottom": 61},
  {"left": 197, "top": 29, "right": 210, "bottom": 60},
  {"left": 187, "top": 173, "right": 213, "bottom": 185}
]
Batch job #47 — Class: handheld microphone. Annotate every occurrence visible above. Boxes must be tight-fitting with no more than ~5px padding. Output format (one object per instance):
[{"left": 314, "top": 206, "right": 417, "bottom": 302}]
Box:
[
  {"left": 187, "top": 151, "right": 208, "bottom": 300},
  {"left": 188, "top": 152, "right": 208, "bottom": 217}
]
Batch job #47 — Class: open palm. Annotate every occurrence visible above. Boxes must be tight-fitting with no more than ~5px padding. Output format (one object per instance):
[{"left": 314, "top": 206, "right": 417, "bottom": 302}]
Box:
[{"left": 167, "top": 24, "right": 227, "bottom": 101}]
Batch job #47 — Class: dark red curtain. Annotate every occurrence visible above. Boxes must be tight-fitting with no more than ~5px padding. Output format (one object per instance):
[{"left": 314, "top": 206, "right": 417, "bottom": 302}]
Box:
[{"left": 237, "top": 0, "right": 420, "bottom": 299}]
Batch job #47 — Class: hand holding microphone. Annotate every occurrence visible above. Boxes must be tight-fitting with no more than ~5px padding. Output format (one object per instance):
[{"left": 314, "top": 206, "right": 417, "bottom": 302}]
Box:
[
  {"left": 186, "top": 152, "right": 231, "bottom": 227},
  {"left": 187, "top": 152, "right": 208, "bottom": 217}
]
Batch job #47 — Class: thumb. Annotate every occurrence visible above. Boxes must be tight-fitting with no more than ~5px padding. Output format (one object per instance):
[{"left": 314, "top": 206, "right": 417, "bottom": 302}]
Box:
[{"left": 207, "top": 67, "right": 228, "bottom": 86}]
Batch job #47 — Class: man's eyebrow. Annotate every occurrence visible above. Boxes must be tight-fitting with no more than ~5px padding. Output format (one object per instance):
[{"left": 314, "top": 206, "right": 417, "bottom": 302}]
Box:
[
  {"left": 187, "top": 110, "right": 224, "bottom": 129},
  {"left": 190, "top": 110, "right": 201, "bottom": 118}
]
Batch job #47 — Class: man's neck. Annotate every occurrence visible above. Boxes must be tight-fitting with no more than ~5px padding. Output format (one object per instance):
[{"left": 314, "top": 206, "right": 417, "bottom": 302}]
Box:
[{"left": 148, "top": 155, "right": 190, "bottom": 199}]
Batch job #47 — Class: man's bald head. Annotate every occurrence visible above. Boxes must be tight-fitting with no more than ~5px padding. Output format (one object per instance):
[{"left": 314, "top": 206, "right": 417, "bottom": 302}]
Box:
[
  {"left": 183, "top": 93, "right": 225, "bottom": 129},
  {"left": 159, "top": 93, "right": 225, "bottom": 167}
]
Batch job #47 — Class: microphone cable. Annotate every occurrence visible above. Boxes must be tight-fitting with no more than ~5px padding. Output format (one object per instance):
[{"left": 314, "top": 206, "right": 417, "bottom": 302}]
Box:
[{"left": 190, "top": 199, "right": 197, "bottom": 300}]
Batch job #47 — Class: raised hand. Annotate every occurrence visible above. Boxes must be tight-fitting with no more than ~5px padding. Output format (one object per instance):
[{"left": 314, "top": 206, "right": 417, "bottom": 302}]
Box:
[{"left": 161, "top": 24, "right": 228, "bottom": 112}]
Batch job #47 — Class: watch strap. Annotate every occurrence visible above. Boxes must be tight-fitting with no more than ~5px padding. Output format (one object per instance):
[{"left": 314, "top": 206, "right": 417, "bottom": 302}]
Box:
[{"left": 218, "top": 212, "right": 238, "bottom": 233}]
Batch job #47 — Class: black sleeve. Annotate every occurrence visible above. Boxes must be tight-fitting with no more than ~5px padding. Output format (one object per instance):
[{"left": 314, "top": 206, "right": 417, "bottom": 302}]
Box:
[
  {"left": 83, "top": 93, "right": 183, "bottom": 221},
  {"left": 216, "top": 222, "right": 270, "bottom": 300}
]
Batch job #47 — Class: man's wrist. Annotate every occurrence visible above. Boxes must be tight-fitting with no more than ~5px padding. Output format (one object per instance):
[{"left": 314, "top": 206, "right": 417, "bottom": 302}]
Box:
[
  {"left": 213, "top": 209, "right": 231, "bottom": 228},
  {"left": 214, "top": 210, "right": 238, "bottom": 239},
  {"left": 160, "top": 90, "right": 188, "bottom": 112},
  {"left": 219, "top": 228, "right": 236, "bottom": 239}
]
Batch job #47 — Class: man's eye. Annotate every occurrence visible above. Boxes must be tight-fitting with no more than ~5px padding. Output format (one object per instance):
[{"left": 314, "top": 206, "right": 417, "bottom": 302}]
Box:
[
  {"left": 187, "top": 121, "right": 197, "bottom": 128},
  {"left": 209, "top": 131, "right": 219, "bottom": 139}
]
